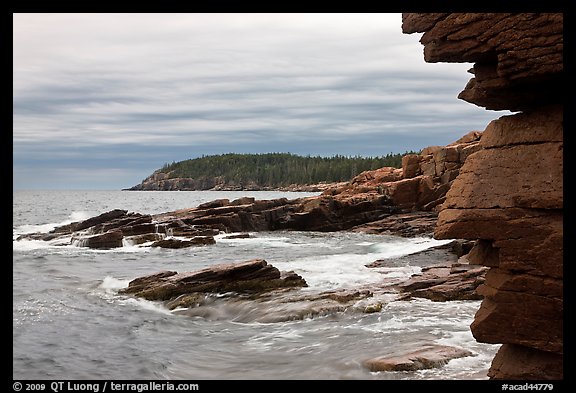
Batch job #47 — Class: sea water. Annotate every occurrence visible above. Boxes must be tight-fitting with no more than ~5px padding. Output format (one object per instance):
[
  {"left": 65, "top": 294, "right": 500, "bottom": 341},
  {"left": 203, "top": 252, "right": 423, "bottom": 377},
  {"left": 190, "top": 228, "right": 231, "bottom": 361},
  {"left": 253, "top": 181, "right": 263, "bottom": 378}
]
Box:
[{"left": 13, "top": 190, "right": 498, "bottom": 380}]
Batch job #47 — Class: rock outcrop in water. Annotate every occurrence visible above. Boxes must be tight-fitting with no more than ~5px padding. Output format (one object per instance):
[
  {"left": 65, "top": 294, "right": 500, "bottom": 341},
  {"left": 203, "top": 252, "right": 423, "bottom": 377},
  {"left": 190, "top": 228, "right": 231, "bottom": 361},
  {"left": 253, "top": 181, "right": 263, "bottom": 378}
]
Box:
[
  {"left": 396, "top": 261, "right": 488, "bottom": 302},
  {"left": 119, "top": 259, "right": 387, "bottom": 323},
  {"left": 119, "top": 259, "right": 307, "bottom": 300},
  {"left": 17, "top": 134, "right": 482, "bottom": 248},
  {"left": 119, "top": 245, "right": 481, "bottom": 325},
  {"left": 364, "top": 345, "right": 474, "bottom": 372},
  {"left": 367, "top": 240, "right": 488, "bottom": 302},
  {"left": 403, "top": 13, "right": 563, "bottom": 379},
  {"left": 18, "top": 209, "right": 220, "bottom": 250}
]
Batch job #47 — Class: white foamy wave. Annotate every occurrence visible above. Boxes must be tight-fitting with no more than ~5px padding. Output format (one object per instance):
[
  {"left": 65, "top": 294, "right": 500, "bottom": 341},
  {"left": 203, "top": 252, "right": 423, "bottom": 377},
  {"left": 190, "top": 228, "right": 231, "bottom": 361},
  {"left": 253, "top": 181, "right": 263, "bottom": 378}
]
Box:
[
  {"left": 413, "top": 329, "right": 498, "bottom": 380},
  {"left": 13, "top": 239, "right": 57, "bottom": 251},
  {"left": 12, "top": 236, "right": 76, "bottom": 251},
  {"left": 122, "top": 238, "right": 139, "bottom": 247},
  {"left": 245, "top": 328, "right": 305, "bottom": 352},
  {"left": 14, "top": 238, "right": 149, "bottom": 254},
  {"left": 216, "top": 233, "right": 338, "bottom": 250},
  {"left": 436, "top": 330, "right": 478, "bottom": 349},
  {"left": 68, "top": 211, "right": 93, "bottom": 222},
  {"left": 369, "top": 237, "right": 453, "bottom": 259},
  {"left": 361, "top": 300, "right": 485, "bottom": 336},
  {"left": 120, "top": 238, "right": 160, "bottom": 250},
  {"left": 122, "top": 298, "right": 173, "bottom": 316},
  {"left": 276, "top": 237, "right": 450, "bottom": 291},
  {"left": 278, "top": 253, "right": 416, "bottom": 291},
  {"left": 14, "top": 298, "right": 71, "bottom": 327},
  {"left": 71, "top": 238, "right": 89, "bottom": 247},
  {"left": 217, "top": 235, "right": 296, "bottom": 248},
  {"left": 214, "top": 233, "right": 251, "bottom": 240},
  {"left": 13, "top": 211, "right": 94, "bottom": 237},
  {"left": 13, "top": 223, "right": 60, "bottom": 236},
  {"left": 244, "top": 237, "right": 296, "bottom": 247},
  {"left": 96, "top": 276, "right": 172, "bottom": 316},
  {"left": 100, "top": 276, "right": 131, "bottom": 292},
  {"left": 375, "top": 299, "right": 484, "bottom": 332},
  {"left": 356, "top": 242, "right": 375, "bottom": 246}
]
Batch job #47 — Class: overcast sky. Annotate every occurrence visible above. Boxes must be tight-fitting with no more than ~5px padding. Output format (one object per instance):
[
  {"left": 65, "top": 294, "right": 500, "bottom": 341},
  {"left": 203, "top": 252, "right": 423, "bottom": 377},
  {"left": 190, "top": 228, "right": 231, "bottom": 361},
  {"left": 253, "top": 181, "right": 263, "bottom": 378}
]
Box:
[{"left": 13, "top": 13, "right": 507, "bottom": 190}]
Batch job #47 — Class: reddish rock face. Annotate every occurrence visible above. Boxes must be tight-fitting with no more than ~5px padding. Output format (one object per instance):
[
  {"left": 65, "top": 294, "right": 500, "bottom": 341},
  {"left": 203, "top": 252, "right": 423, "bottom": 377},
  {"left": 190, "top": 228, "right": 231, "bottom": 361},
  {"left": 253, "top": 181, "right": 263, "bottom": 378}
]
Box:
[
  {"left": 364, "top": 345, "right": 473, "bottom": 372},
  {"left": 403, "top": 13, "right": 563, "bottom": 379},
  {"left": 327, "top": 132, "right": 482, "bottom": 213},
  {"left": 119, "top": 259, "right": 308, "bottom": 301},
  {"left": 20, "top": 140, "right": 479, "bottom": 246},
  {"left": 402, "top": 13, "right": 563, "bottom": 111}
]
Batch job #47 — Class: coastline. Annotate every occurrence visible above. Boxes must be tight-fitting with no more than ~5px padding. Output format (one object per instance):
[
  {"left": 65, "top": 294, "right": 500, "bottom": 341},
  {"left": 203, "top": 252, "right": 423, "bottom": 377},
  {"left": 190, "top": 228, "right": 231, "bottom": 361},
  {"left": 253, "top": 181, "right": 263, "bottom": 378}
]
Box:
[{"left": 123, "top": 181, "right": 346, "bottom": 193}]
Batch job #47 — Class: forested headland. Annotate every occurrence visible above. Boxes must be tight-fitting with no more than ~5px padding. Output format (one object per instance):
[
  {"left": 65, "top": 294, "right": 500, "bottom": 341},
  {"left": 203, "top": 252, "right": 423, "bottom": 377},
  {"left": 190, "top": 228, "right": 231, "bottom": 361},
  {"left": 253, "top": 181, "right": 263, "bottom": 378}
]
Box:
[{"left": 127, "top": 152, "right": 414, "bottom": 191}]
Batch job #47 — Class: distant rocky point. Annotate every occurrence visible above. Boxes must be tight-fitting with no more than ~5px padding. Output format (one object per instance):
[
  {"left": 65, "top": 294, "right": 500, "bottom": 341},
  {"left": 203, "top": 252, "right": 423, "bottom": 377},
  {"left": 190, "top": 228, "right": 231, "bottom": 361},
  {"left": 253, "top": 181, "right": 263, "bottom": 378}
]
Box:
[
  {"left": 126, "top": 178, "right": 343, "bottom": 192},
  {"left": 19, "top": 131, "right": 482, "bottom": 248},
  {"left": 123, "top": 152, "right": 407, "bottom": 192}
]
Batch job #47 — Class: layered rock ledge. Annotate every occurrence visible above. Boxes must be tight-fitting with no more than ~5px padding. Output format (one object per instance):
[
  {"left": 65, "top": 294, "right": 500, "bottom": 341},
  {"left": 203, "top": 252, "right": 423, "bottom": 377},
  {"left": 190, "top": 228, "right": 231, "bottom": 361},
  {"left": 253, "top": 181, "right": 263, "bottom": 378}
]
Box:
[
  {"left": 119, "top": 259, "right": 307, "bottom": 301},
  {"left": 17, "top": 134, "right": 482, "bottom": 249},
  {"left": 364, "top": 345, "right": 474, "bottom": 372},
  {"left": 368, "top": 240, "right": 488, "bottom": 302},
  {"left": 403, "top": 13, "right": 563, "bottom": 379}
]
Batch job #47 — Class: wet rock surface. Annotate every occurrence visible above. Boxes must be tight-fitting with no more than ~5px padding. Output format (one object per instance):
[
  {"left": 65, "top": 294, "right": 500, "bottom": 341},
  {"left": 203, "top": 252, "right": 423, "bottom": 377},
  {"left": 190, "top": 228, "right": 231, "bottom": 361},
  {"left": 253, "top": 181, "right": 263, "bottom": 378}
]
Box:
[
  {"left": 149, "top": 237, "right": 216, "bottom": 248},
  {"left": 119, "top": 259, "right": 308, "bottom": 301},
  {"left": 366, "top": 239, "right": 472, "bottom": 269},
  {"left": 119, "top": 242, "right": 485, "bottom": 322},
  {"left": 396, "top": 263, "right": 488, "bottom": 302},
  {"left": 367, "top": 240, "right": 488, "bottom": 302},
  {"left": 364, "top": 345, "right": 474, "bottom": 372}
]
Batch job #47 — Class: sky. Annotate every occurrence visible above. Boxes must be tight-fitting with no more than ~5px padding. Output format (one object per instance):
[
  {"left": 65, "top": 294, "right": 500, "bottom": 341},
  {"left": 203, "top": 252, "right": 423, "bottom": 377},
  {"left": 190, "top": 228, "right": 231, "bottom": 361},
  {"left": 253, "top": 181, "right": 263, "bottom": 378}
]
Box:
[{"left": 13, "top": 13, "right": 508, "bottom": 190}]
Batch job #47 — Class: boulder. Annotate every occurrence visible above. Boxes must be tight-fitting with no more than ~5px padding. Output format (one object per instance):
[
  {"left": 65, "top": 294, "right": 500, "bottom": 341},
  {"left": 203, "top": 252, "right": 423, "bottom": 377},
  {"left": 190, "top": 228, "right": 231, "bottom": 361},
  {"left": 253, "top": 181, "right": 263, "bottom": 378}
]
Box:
[
  {"left": 222, "top": 233, "right": 251, "bottom": 239},
  {"left": 124, "top": 233, "right": 163, "bottom": 245},
  {"left": 383, "top": 177, "right": 421, "bottom": 209},
  {"left": 364, "top": 345, "right": 473, "bottom": 372},
  {"left": 402, "top": 154, "right": 422, "bottom": 178},
  {"left": 49, "top": 209, "right": 128, "bottom": 235},
  {"left": 72, "top": 230, "right": 123, "bottom": 249},
  {"left": 396, "top": 263, "right": 488, "bottom": 301},
  {"left": 197, "top": 199, "right": 230, "bottom": 209},
  {"left": 119, "top": 259, "right": 307, "bottom": 301},
  {"left": 149, "top": 236, "right": 216, "bottom": 248}
]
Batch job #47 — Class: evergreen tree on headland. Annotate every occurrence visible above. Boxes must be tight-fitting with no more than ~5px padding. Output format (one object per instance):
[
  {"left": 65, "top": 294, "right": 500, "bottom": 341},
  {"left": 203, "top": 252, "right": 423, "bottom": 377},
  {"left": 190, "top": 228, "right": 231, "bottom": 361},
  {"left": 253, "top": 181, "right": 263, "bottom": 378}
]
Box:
[{"left": 155, "top": 152, "right": 411, "bottom": 187}]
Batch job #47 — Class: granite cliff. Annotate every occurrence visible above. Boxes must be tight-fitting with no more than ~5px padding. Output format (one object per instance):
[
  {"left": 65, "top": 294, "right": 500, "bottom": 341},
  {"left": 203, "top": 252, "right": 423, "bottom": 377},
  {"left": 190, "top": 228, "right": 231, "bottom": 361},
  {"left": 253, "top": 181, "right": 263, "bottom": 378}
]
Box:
[{"left": 403, "top": 13, "right": 563, "bottom": 379}]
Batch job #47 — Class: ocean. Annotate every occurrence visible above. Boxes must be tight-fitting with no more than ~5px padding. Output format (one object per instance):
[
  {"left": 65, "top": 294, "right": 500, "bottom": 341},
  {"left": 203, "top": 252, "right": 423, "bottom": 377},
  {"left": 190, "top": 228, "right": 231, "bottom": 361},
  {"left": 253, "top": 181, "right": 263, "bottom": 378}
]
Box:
[{"left": 13, "top": 190, "right": 498, "bottom": 380}]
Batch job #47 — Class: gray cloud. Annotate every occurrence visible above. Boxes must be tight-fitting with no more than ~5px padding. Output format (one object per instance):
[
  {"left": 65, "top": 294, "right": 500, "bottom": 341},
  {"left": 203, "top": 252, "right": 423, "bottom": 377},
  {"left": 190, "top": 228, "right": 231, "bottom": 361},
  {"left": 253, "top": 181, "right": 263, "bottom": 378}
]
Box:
[{"left": 13, "top": 13, "right": 507, "bottom": 189}]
